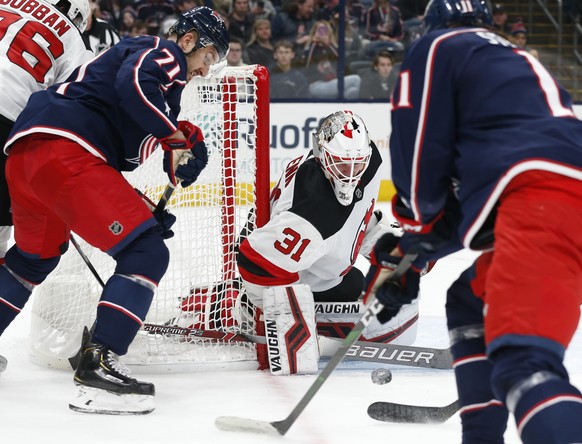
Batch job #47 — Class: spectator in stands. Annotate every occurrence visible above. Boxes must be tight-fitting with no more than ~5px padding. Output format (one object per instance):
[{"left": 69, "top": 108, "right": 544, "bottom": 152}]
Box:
[
  {"left": 129, "top": 19, "right": 149, "bottom": 37},
  {"left": 119, "top": 6, "right": 138, "bottom": 38},
  {"left": 317, "top": 0, "right": 339, "bottom": 20},
  {"left": 228, "top": 0, "right": 255, "bottom": 42},
  {"left": 358, "top": 49, "right": 395, "bottom": 99},
  {"left": 271, "top": 0, "right": 316, "bottom": 53},
  {"left": 348, "top": 0, "right": 367, "bottom": 32},
  {"left": 509, "top": 20, "right": 540, "bottom": 59},
  {"left": 270, "top": 40, "right": 310, "bottom": 98},
  {"left": 364, "top": 0, "right": 405, "bottom": 57},
  {"left": 394, "top": 0, "right": 424, "bottom": 44},
  {"left": 246, "top": 19, "right": 276, "bottom": 68},
  {"left": 331, "top": 5, "right": 365, "bottom": 64},
  {"left": 99, "top": 0, "right": 131, "bottom": 29},
  {"left": 492, "top": 3, "right": 511, "bottom": 35},
  {"left": 175, "top": 0, "right": 201, "bottom": 14},
  {"left": 303, "top": 20, "right": 361, "bottom": 99},
  {"left": 249, "top": 0, "right": 276, "bottom": 20},
  {"left": 135, "top": 0, "right": 175, "bottom": 35},
  {"left": 227, "top": 37, "right": 249, "bottom": 66},
  {"left": 84, "top": 0, "right": 121, "bottom": 54}
]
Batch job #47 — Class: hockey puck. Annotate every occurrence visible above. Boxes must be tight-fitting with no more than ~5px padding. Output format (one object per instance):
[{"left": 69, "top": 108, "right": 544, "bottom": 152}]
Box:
[{"left": 371, "top": 368, "right": 392, "bottom": 385}]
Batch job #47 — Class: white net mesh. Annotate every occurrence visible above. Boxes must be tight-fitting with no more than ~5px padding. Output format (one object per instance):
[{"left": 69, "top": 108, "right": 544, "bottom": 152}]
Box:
[{"left": 29, "top": 65, "right": 269, "bottom": 370}]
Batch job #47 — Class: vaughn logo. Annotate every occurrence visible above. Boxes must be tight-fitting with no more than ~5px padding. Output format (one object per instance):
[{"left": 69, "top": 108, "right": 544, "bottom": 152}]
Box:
[
  {"left": 265, "top": 319, "right": 281, "bottom": 373},
  {"left": 315, "top": 302, "right": 361, "bottom": 314}
]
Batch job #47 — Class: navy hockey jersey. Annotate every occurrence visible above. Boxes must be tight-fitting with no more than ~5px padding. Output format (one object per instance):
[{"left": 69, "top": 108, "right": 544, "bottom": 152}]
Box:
[
  {"left": 5, "top": 36, "right": 187, "bottom": 171},
  {"left": 390, "top": 27, "right": 582, "bottom": 250}
]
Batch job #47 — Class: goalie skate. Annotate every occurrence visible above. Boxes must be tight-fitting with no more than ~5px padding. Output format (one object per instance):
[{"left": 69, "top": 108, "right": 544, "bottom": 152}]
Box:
[{"left": 69, "top": 334, "right": 155, "bottom": 415}]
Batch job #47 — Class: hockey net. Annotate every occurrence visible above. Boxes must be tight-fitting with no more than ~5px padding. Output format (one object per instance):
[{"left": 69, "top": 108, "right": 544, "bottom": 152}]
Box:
[{"left": 29, "top": 65, "right": 270, "bottom": 370}]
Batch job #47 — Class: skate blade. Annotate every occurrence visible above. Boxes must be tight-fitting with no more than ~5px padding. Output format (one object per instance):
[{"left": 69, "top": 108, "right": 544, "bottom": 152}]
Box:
[{"left": 69, "top": 385, "right": 155, "bottom": 415}]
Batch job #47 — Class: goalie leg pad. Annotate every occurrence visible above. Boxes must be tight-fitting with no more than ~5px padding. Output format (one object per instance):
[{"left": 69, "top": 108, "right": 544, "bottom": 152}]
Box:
[{"left": 263, "top": 284, "right": 320, "bottom": 375}]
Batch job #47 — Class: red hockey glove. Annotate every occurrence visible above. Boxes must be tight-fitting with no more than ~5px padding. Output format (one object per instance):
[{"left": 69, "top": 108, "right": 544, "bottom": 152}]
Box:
[
  {"left": 135, "top": 188, "right": 177, "bottom": 239},
  {"left": 161, "top": 121, "right": 208, "bottom": 187},
  {"left": 363, "top": 233, "right": 423, "bottom": 324}
]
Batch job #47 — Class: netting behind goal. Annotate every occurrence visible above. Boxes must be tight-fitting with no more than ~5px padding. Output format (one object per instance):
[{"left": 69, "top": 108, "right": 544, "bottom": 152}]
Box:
[{"left": 29, "top": 65, "right": 270, "bottom": 370}]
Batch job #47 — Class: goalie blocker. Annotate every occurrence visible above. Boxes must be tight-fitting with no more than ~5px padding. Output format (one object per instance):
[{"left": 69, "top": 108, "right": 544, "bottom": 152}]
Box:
[{"left": 263, "top": 284, "right": 319, "bottom": 375}]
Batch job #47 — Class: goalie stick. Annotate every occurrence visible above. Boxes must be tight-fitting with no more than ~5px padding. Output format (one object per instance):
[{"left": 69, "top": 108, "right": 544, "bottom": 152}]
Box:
[
  {"left": 214, "top": 252, "right": 418, "bottom": 437},
  {"left": 367, "top": 399, "right": 460, "bottom": 424},
  {"left": 141, "top": 321, "right": 452, "bottom": 369},
  {"left": 68, "top": 183, "right": 177, "bottom": 370}
]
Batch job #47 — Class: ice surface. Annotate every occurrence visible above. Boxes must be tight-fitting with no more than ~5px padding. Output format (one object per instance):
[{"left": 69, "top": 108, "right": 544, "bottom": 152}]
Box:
[{"left": 1, "top": 205, "right": 581, "bottom": 444}]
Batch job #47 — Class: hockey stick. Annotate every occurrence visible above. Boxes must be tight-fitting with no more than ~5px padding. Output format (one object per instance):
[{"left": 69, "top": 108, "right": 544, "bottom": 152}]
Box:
[
  {"left": 141, "top": 321, "right": 452, "bottom": 369},
  {"left": 367, "top": 399, "right": 460, "bottom": 424},
  {"left": 214, "top": 252, "right": 418, "bottom": 436},
  {"left": 141, "top": 322, "right": 264, "bottom": 344},
  {"left": 68, "top": 183, "right": 177, "bottom": 370},
  {"left": 342, "top": 341, "right": 451, "bottom": 369}
]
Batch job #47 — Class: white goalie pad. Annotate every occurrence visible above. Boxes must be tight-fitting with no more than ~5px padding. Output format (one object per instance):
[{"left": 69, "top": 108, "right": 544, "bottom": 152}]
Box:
[
  {"left": 262, "top": 284, "right": 320, "bottom": 375},
  {"left": 360, "top": 210, "right": 403, "bottom": 259},
  {"left": 315, "top": 300, "right": 419, "bottom": 357}
]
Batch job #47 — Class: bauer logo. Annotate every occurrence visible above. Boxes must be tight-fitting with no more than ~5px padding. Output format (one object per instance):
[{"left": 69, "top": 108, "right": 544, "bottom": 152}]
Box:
[
  {"left": 265, "top": 320, "right": 282, "bottom": 373},
  {"left": 346, "top": 344, "right": 436, "bottom": 365},
  {"left": 109, "top": 221, "right": 124, "bottom": 235}
]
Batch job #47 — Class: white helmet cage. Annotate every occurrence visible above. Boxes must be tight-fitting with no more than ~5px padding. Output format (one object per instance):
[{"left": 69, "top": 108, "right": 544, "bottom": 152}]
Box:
[
  {"left": 49, "top": 0, "right": 91, "bottom": 32},
  {"left": 313, "top": 110, "right": 372, "bottom": 206}
]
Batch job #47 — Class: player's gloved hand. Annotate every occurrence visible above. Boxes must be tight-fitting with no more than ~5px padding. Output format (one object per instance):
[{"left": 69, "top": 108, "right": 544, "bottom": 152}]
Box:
[
  {"left": 135, "top": 189, "right": 177, "bottom": 239},
  {"left": 363, "top": 233, "right": 423, "bottom": 324},
  {"left": 161, "top": 121, "right": 208, "bottom": 187},
  {"left": 392, "top": 191, "right": 461, "bottom": 258}
]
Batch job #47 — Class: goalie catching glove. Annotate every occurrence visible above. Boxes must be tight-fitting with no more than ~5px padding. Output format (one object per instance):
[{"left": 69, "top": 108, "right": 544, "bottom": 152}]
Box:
[
  {"left": 135, "top": 189, "right": 176, "bottom": 239},
  {"left": 363, "top": 233, "right": 424, "bottom": 324},
  {"left": 161, "top": 120, "right": 208, "bottom": 187}
]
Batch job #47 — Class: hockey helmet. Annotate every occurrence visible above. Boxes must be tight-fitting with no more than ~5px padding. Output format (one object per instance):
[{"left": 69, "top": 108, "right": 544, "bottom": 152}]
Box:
[
  {"left": 313, "top": 111, "right": 372, "bottom": 206},
  {"left": 48, "top": 0, "right": 91, "bottom": 32},
  {"left": 169, "top": 7, "right": 230, "bottom": 62},
  {"left": 422, "top": 0, "right": 493, "bottom": 34}
]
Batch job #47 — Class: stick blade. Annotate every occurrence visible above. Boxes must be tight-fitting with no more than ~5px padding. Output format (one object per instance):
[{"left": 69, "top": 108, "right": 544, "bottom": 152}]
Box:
[
  {"left": 215, "top": 416, "right": 284, "bottom": 436},
  {"left": 367, "top": 400, "right": 460, "bottom": 424}
]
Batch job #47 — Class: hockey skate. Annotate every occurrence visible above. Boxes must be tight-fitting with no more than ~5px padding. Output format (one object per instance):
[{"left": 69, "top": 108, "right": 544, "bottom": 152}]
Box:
[{"left": 69, "top": 331, "right": 155, "bottom": 415}]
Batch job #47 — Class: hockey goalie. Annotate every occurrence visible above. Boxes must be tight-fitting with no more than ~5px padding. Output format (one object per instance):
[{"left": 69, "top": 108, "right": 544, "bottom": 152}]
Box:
[{"left": 235, "top": 110, "right": 420, "bottom": 375}]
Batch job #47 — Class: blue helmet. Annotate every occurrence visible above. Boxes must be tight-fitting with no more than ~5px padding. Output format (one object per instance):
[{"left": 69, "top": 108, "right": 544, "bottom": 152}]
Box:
[
  {"left": 422, "top": 0, "right": 493, "bottom": 34},
  {"left": 169, "top": 7, "right": 229, "bottom": 62}
]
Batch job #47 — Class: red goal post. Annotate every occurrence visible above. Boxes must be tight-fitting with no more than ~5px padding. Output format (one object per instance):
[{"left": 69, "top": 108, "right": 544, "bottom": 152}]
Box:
[{"left": 29, "top": 65, "right": 270, "bottom": 370}]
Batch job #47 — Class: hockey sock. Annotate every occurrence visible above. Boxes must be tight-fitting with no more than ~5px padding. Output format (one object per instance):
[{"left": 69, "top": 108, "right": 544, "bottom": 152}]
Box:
[
  {"left": 491, "top": 346, "right": 582, "bottom": 444},
  {"left": 0, "top": 265, "right": 33, "bottom": 335},
  {"left": 93, "top": 274, "right": 155, "bottom": 355},
  {"left": 452, "top": 336, "right": 508, "bottom": 444}
]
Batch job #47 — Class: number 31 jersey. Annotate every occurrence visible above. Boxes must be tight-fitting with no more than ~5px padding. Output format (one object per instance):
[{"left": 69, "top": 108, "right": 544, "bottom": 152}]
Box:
[
  {"left": 238, "top": 143, "right": 383, "bottom": 293},
  {"left": 0, "top": 0, "right": 93, "bottom": 122}
]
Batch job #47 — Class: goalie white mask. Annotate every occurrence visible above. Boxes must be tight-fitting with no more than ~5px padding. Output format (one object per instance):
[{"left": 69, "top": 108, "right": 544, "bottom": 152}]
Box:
[
  {"left": 47, "top": 0, "right": 91, "bottom": 32},
  {"left": 313, "top": 111, "right": 372, "bottom": 206}
]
